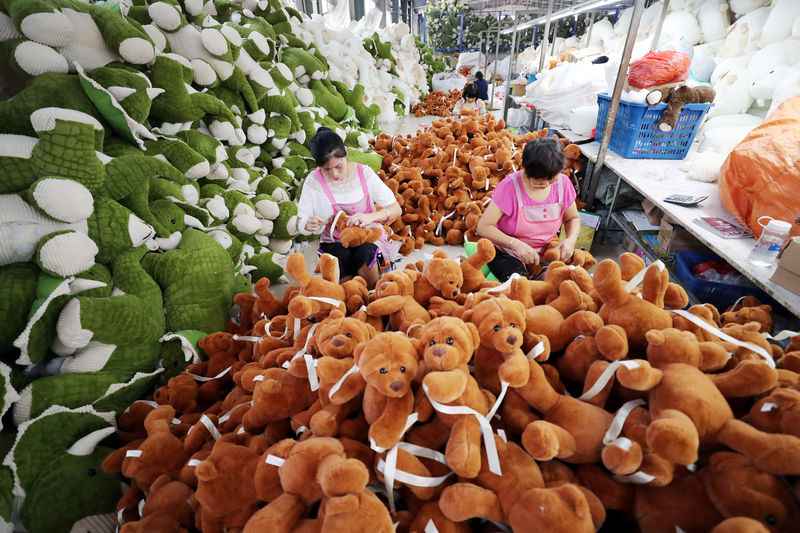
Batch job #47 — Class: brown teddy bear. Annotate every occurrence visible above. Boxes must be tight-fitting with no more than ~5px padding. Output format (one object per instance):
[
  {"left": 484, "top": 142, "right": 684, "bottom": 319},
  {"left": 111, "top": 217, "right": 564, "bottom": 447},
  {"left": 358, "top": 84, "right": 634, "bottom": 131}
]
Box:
[
  {"left": 354, "top": 332, "right": 420, "bottom": 451},
  {"left": 439, "top": 435, "right": 597, "bottom": 533},
  {"left": 332, "top": 211, "right": 384, "bottom": 248},
  {"left": 119, "top": 474, "right": 194, "bottom": 533},
  {"left": 411, "top": 316, "right": 489, "bottom": 478},
  {"left": 366, "top": 269, "right": 430, "bottom": 333},
  {"left": 412, "top": 249, "right": 464, "bottom": 306},
  {"left": 650, "top": 85, "right": 715, "bottom": 132},
  {"left": 720, "top": 303, "right": 773, "bottom": 334},
  {"left": 462, "top": 296, "right": 530, "bottom": 392}
]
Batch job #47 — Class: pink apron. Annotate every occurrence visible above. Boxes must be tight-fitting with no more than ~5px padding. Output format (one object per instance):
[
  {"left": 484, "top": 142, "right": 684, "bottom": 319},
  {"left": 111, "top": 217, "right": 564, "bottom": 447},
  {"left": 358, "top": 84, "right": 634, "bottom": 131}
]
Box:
[
  {"left": 316, "top": 163, "right": 392, "bottom": 268},
  {"left": 497, "top": 171, "right": 565, "bottom": 261}
]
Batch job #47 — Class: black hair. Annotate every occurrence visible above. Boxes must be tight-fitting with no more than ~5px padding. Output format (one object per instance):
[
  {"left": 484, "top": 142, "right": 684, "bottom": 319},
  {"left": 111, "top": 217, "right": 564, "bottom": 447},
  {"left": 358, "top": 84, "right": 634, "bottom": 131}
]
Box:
[
  {"left": 462, "top": 83, "right": 478, "bottom": 100},
  {"left": 309, "top": 126, "right": 347, "bottom": 166},
  {"left": 521, "top": 137, "right": 566, "bottom": 180},
  {"left": 475, "top": 71, "right": 484, "bottom": 80}
]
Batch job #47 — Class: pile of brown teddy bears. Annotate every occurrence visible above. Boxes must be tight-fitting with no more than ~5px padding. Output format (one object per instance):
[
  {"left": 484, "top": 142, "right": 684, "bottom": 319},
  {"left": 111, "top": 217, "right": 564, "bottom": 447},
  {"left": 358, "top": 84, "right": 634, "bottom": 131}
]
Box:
[
  {"left": 370, "top": 114, "right": 582, "bottom": 254},
  {"left": 410, "top": 89, "right": 463, "bottom": 117},
  {"left": 104, "top": 243, "right": 800, "bottom": 533}
]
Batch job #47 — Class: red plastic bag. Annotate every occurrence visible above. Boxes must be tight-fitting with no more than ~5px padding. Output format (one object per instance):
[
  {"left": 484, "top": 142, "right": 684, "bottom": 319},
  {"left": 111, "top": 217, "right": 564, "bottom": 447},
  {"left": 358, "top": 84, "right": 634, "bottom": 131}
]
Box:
[
  {"left": 719, "top": 94, "right": 800, "bottom": 240},
  {"left": 627, "top": 50, "right": 691, "bottom": 89}
]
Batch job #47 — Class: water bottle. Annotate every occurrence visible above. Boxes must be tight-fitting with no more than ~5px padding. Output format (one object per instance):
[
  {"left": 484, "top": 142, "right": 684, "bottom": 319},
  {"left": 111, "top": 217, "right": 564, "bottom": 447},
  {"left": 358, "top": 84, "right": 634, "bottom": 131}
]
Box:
[{"left": 747, "top": 216, "right": 792, "bottom": 267}]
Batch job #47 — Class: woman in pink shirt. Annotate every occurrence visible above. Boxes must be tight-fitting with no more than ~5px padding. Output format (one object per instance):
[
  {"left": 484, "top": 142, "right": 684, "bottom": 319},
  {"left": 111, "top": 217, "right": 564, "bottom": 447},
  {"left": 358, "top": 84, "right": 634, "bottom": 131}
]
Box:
[{"left": 476, "top": 137, "right": 580, "bottom": 281}]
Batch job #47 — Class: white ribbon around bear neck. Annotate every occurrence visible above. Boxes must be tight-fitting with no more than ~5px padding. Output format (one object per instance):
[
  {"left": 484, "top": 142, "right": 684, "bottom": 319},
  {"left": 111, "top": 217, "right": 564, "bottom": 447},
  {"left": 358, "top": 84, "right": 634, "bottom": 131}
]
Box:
[
  {"left": 282, "top": 322, "right": 320, "bottom": 391},
  {"left": 265, "top": 454, "right": 286, "bottom": 467},
  {"left": 671, "top": 310, "right": 775, "bottom": 368},
  {"left": 422, "top": 383, "right": 503, "bottom": 476},
  {"left": 186, "top": 365, "right": 233, "bottom": 382}
]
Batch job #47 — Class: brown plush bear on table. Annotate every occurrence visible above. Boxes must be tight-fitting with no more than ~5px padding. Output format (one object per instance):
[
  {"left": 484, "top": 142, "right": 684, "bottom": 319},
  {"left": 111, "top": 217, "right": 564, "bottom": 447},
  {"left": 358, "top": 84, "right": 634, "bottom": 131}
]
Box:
[{"left": 647, "top": 85, "right": 715, "bottom": 132}]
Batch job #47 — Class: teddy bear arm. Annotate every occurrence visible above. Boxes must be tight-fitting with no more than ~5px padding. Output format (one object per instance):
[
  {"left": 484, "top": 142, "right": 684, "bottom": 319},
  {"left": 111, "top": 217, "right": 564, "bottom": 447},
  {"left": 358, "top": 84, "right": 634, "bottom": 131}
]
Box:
[
  {"left": 522, "top": 420, "right": 578, "bottom": 461},
  {"left": 242, "top": 492, "right": 304, "bottom": 533},
  {"left": 422, "top": 370, "right": 468, "bottom": 404},
  {"left": 707, "top": 360, "right": 778, "bottom": 398},
  {"left": 369, "top": 395, "right": 415, "bottom": 450},
  {"left": 499, "top": 351, "right": 531, "bottom": 388},
  {"left": 646, "top": 409, "right": 700, "bottom": 466},
  {"left": 366, "top": 296, "right": 406, "bottom": 316},
  {"left": 439, "top": 483, "right": 504, "bottom": 523},
  {"left": 413, "top": 391, "right": 434, "bottom": 422},
  {"left": 717, "top": 419, "right": 800, "bottom": 475}
]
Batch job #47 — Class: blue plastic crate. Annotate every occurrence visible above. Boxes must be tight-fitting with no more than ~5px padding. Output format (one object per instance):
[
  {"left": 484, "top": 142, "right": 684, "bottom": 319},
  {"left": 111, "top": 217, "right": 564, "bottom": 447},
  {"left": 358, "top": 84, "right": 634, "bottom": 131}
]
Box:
[
  {"left": 594, "top": 93, "right": 712, "bottom": 159},
  {"left": 673, "top": 252, "right": 777, "bottom": 312}
]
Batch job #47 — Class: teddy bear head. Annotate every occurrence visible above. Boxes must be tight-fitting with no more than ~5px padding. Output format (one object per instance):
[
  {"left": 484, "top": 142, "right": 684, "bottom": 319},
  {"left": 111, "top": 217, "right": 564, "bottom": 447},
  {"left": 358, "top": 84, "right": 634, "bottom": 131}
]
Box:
[
  {"left": 645, "top": 328, "right": 729, "bottom": 371},
  {"left": 423, "top": 251, "right": 463, "bottom": 299},
  {"left": 720, "top": 305, "right": 773, "bottom": 334},
  {"left": 199, "top": 331, "right": 246, "bottom": 358},
  {"left": 153, "top": 374, "right": 200, "bottom": 415},
  {"left": 462, "top": 296, "right": 525, "bottom": 353},
  {"left": 312, "top": 309, "right": 376, "bottom": 359},
  {"left": 411, "top": 316, "right": 480, "bottom": 372},
  {"left": 745, "top": 388, "right": 800, "bottom": 437},
  {"left": 333, "top": 212, "right": 383, "bottom": 248},
  {"left": 700, "top": 451, "right": 800, "bottom": 531},
  {"left": 374, "top": 269, "right": 419, "bottom": 299},
  {"left": 563, "top": 143, "right": 581, "bottom": 160},
  {"left": 355, "top": 332, "right": 419, "bottom": 398}
]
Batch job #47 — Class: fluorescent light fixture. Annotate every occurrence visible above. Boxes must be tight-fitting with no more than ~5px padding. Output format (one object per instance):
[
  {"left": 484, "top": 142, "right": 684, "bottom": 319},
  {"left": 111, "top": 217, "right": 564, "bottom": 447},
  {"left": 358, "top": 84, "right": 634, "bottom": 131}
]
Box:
[{"left": 499, "top": 0, "right": 630, "bottom": 34}]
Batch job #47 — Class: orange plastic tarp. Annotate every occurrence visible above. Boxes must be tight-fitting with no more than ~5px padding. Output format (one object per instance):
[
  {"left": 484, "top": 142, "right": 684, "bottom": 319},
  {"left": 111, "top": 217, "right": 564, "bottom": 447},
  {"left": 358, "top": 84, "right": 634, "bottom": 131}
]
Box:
[{"left": 719, "top": 94, "right": 800, "bottom": 239}]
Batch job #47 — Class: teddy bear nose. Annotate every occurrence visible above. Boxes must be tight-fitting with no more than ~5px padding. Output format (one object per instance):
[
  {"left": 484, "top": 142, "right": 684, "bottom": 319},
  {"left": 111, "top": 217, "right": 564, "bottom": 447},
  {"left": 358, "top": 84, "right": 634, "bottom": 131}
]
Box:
[
  {"left": 390, "top": 380, "right": 404, "bottom": 392},
  {"left": 331, "top": 338, "right": 345, "bottom": 347},
  {"left": 506, "top": 334, "right": 518, "bottom": 345},
  {"left": 379, "top": 283, "right": 388, "bottom": 291},
  {"left": 432, "top": 347, "right": 445, "bottom": 357}
]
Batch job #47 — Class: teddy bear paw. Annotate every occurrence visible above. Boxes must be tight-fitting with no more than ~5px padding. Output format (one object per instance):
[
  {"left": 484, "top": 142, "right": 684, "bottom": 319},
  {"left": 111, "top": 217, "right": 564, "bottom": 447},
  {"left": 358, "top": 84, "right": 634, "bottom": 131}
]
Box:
[
  {"left": 522, "top": 421, "right": 575, "bottom": 461},
  {"left": 601, "top": 438, "right": 643, "bottom": 475}
]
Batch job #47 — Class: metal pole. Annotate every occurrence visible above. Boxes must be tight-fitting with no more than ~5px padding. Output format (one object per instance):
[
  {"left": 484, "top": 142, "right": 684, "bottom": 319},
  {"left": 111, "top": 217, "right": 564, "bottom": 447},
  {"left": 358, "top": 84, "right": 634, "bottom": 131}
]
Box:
[
  {"left": 573, "top": 14, "right": 578, "bottom": 36},
  {"left": 490, "top": 11, "right": 502, "bottom": 110},
  {"left": 503, "top": 15, "right": 519, "bottom": 123},
  {"left": 584, "top": 11, "right": 596, "bottom": 47},
  {"left": 459, "top": 12, "right": 464, "bottom": 53},
  {"left": 549, "top": 22, "right": 557, "bottom": 56},
  {"left": 537, "top": 0, "right": 554, "bottom": 74},
  {"left": 483, "top": 29, "right": 490, "bottom": 74},
  {"left": 422, "top": 13, "right": 427, "bottom": 43},
  {"left": 651, "top": 0, "right": 670, "bottom": 51},
  {"left": 585, "top": 0, "right": 646, "bottom": 211}
]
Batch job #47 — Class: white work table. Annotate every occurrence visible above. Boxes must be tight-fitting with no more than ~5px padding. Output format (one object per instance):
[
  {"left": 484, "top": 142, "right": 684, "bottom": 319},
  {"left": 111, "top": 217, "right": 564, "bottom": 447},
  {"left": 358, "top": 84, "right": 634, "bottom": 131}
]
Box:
[{"left": 578, "top": 141, "right": 800, "bottom": 319}]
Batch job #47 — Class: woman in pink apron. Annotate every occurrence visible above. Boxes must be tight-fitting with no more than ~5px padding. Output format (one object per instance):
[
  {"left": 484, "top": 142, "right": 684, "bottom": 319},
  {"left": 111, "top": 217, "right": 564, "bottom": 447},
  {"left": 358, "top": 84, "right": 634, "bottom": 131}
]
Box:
[
  {"left": 296, "top": 127, "right": 401, "bottom": 289},
  {"left": 453, "top": 83, "right": 487, "bottom": 116},
  {"left": 476, "top": 137, "right": 580, "bottom": 281}
]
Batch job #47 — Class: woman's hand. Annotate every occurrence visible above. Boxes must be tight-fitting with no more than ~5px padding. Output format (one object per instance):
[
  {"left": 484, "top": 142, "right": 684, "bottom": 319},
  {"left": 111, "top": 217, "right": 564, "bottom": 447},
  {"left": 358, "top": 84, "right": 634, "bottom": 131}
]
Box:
[
  {"left": 556, "top": 240, "right": 576, "bottom": 262},
  {"left": 303, "top": 216, "right": 326, "bottom": 233},
  {"left": 347, "top": 212, "right": 378, "bottom": 227},
  {"left": 512, "top": 240, "right": 540, "bottom": 266}
]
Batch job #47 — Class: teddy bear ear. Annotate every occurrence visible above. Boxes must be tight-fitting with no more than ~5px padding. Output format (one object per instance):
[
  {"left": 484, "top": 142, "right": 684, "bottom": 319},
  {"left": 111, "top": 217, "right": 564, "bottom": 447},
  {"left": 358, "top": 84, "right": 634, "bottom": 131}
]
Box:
[
  {"left": 466, "top": 322, "right": 481, "bottom": 348},
  {"left": 462, "top": 309, "right": 474, "bottom": 323},
  {"left": 329, "top": 308, "right": 345, "bottom": 319},
  {"left": 760, "top": 305, "right": 772, "bottom": 312},
  {"left": 353, "top": 341, "right": 367, "bottom": 366},
  {"left": 409, "top": 336, "right": 423, "bottom": 354},
  {"left": 645, "top": 329, "right": 665, "bottom": 345},
  {"left": 361, "top": 321, "right": 377, "bottom": 339}
]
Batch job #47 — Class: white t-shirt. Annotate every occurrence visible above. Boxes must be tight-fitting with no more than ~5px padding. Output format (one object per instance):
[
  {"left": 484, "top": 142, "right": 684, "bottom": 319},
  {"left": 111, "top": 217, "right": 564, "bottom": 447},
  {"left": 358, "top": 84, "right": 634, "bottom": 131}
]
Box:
[{"left": 296, "top": 164, "right": 396, "bottom": 236}]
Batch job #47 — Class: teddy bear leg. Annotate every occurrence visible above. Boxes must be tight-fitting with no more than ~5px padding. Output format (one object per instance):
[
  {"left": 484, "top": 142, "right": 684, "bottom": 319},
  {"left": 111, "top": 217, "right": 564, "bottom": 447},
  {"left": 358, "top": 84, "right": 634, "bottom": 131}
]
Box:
[
  {"left": 388, "top": 448, "right": 439, "bottom": 501},
  {"left": 242, "top": 493, "right": 304, "bottom": 533},
  {"left": 309, "top": 401, "right": 351, "bottom": 437},
  {"left": 521, "top": 420, "right": 577, "bottom": 461},
  {"left": 500, "top": 389, "right": 539, "bottom": 435},
  {"left": 594, "top": 325, "right": 629, "bottom": 361},
  {"left": 601, "top": 438, "right": 643, "bottom": 476},
  {"left": 707, "top": 359, "right": 778, "bottom": 398},
  {"left": 575, "top": 464, "right": 635, "bottom": 511},
  {"left": 581, "top": 360, "right": 615, "bottom": 409},
  {"left": 499, "top": 352, "right": 531, "bottom": 388},
  {"left": 407, "top": 416, "right": 451, "bottom": 452},
  {"left": 439, "top": 482, "right": 504, "bottom": 523},
  {"left": 645, "top": 409, "right": 699, "bottom": 466},
  {"left": 445, "top": 416, "right": 482, "bottom": 479},
  {"left": 636, "top": 451, "right": 675, "bottom": 487},
  {"left": 717, "top": 419, "right": 800, "bottom": 475}
]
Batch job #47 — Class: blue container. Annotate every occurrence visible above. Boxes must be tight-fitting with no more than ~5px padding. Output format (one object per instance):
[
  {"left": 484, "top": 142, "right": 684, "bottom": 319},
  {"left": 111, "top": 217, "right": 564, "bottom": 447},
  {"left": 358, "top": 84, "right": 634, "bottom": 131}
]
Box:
[
  {"left": 594, "top": 93, "right": 712, "bottom": 159},
  {"left": 673, "top": 252, "right": 776, "bottom": 312}
]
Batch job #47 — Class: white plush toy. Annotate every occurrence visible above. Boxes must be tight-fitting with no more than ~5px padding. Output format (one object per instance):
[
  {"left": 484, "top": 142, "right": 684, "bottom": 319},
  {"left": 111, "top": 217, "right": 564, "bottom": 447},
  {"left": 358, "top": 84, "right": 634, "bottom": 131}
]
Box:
[
  {"left": 758, "top": 0, "right": 800, "bottom": 48},
  {"left": 697, "top": 0, "right": 730, "bottom": 43},
  {"left": 720, "top": 7, "right": 769, "bottom": 58},
  {"left": 708, "top": 66, "right": 754, "bottom": 117},
  {"left": 680, "top": 114, "right": 761, "bottom": 182},
  {"left": 729, "top": 0, "right": 770, "bottom": 16},
  {"left": 659, "top": 11, "right": 702, "bottom": 45},
  {"left": 746, "top": 40, "right": 800, "bottom": 108},
  {"left": 766, "top": 65, "right": 800, "bottom": 117}
]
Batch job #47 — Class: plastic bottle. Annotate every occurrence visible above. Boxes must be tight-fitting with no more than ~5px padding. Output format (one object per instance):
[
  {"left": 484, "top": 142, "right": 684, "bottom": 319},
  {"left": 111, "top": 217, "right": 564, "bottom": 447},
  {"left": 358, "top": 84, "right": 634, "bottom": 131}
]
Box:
[{"left": 747, "top": 216, "right": 792, "bottom": 268}]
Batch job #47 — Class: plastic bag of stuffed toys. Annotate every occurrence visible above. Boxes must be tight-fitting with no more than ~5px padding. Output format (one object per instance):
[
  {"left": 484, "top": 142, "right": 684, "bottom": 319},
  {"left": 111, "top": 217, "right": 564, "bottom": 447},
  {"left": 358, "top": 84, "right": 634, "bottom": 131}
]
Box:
[{"left": 105, "top": 245, "right": 800, "bottom": 533}]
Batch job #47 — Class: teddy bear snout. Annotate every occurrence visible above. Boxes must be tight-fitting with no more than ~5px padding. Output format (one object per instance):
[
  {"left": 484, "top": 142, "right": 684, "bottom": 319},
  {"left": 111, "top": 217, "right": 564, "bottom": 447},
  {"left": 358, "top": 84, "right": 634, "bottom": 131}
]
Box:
[
  {"left": 389, "top": 380, "right": 404, "bottom": 392},
  {"left": 506, "top": 334, "right": 518, "bottom": 345},
  {"left": 331, "top": 337, "right": 345, "bottom": 347},
  {"left": 432, "top": 346, "right": 446, "bottom": 357}
]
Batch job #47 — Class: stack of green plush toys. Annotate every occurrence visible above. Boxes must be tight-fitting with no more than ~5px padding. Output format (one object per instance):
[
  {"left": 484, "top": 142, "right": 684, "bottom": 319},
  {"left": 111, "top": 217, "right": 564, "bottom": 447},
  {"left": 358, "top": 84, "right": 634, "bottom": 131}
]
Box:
[{"left": 0, "top": 0, "right": 411, "bottom": 530}]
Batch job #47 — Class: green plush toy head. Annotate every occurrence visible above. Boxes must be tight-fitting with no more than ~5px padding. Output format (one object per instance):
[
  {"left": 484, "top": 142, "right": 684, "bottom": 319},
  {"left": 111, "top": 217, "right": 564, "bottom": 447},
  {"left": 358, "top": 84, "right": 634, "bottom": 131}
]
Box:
[{"left": 3, "top": 406, "right": 121, "bottom": 533}]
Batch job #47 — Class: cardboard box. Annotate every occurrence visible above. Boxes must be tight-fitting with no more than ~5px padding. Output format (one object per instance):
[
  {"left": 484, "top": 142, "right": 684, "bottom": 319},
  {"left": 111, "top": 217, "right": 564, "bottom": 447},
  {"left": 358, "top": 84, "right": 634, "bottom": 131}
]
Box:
[
  {"left": 770, "top": 236, "right": 800, "bottom": 295},
  {"left": 658, "top": 219, "right": 709, "bottom": 254},
  {"left": 641, "top": 199, "right": 663, "bottom": 226}
]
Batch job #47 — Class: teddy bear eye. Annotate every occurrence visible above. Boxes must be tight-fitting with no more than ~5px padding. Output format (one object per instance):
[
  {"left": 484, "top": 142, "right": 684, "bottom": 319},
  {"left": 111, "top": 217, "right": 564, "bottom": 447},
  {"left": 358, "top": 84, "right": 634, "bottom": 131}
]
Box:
[
  {"left": 446, "top": 337, "right": 454, "bottom": 344},
  {"left": 429, "top": 340, "right": 436, "bottom": 346},
  {"left": 493, "top": 325, "right": 501, "bottom": 331},
  {"left": 400, "top": 366, "right": 406, "bottom": 372},
  {"left": 765, "top": 515, "right": 776, "bottom": 525},
  {"left": 345, "top": 332, "right": 352, "bottom": 338},
  {"left": 380, "top": 368, "right": 387, "bottom": 374},
  {"left": 510, "top": 323, "right": 515, "bottom": 328}
]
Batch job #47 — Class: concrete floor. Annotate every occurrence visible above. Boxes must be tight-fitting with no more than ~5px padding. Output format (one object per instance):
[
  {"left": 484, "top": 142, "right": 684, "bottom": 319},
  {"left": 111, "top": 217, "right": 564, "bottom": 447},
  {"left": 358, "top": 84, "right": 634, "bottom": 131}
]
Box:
[{"left": 269, "top": 112, "right": 627, "bottom": 298}]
